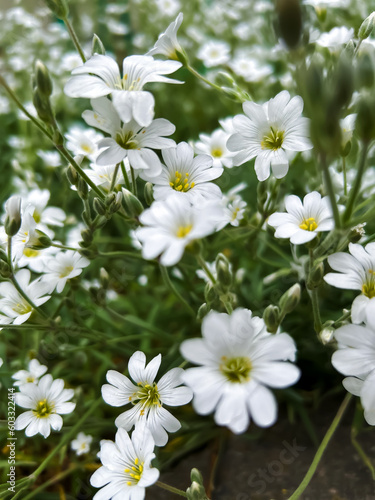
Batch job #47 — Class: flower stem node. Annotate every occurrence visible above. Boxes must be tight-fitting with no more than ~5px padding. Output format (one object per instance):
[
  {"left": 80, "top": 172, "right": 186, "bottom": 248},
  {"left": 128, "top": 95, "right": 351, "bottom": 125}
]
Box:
[
  {"left": 279, "top": 284, "right": 301, "bottom": 315},
  {"left": 358, "top": 12, "right": 375, "bottom": 40},
  {"left": 5, "top": 196, "right": 22, "bottom": 237},
  {"left": 34, "top": 60, "right": 53, "bottom": 97},
  {"left": 122, "top": 188, "right": 143, "bottom": 218},
  {"left": 215, "top": 253, "right": 232, "bottom": 292},
  {"left": 263, "top": 305, "right": 281, "bottom": 333},
  {"left": 91, "top": 34, "right": 106, "bottom": 56},
  {"left": 144, "top": 182, "right": 154, "bottom": 206},
  {"left": 43, "top": 0, "right": 69, "bottom": 19},
  {"left": 307, "top": 262, "right": 324, "bottom": 289}
]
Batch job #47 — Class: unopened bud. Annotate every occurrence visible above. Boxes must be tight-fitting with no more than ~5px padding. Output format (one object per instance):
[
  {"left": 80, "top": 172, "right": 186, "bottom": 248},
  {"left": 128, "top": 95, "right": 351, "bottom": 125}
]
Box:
[
  {"left": 93, "top": 197, "right": 106, "bottom": 216},
  {"left": 81, "top": 229, "right": 93, "bottom": 245},
  {"left": 276, "top": 0, "right": 303, "bottom": 50},
  {"left": 92, "top": 34, "right": 106, "bottom": 55},
  {"left": 186, "top": 482, "right": 208, "bottom": 500},
  {"left": 215, "top": 253, "right": 232, "bottom": 291},
  {"left": 108, "top": 191, "right": 123, "bottom": 214},
  {"left": 205, "top": 282, "right": 217, "bottom": 304},
  {"left": 5, "top": 196, "right": 22, "bottom": 236},
  {"left": 319, "top": 324, "right": 335, "bottom": 345},
  {"left": 44, "top": 0, "right": 69, "bottom": 19},
  {"left": 307, "top": 261, "right": 324, "bottom": 289},
  {"left": 279, "top": 283, "right": 301, "bottom": 315},
  {"left": 0, "top": 261, "right": 11, "bottom": 278},
  {"left": 32, "top": 88, "right": 53, "bottom": 124},
  {"left": 358, "top": 12, "right": 375, "bottom": 40},
  {"left": 77, "top": 178, "right": 89, "bottom": 200},
  {"left": 122, "top": 188, "right": 143, "bottom": 218},
  {"left": 190, "top": 469, "right": 204, "bottom": 485},
  {"left": 35, "top": 60, "right": 53, "bottom": 96},
  {"left": 263, "top": 305, "right": 280, "bottom": 333},
  {"left": 100, "top": 268, "right": 109, "bottom": 289},
  {"left": 144, "top": 182, "right": 154, "bottom": 206},
  {"left": 197, "top": 303, "right": 209, "bottom": 320},
  {"left": 28, "top": 229, "right": 52, "bottom": 249}
]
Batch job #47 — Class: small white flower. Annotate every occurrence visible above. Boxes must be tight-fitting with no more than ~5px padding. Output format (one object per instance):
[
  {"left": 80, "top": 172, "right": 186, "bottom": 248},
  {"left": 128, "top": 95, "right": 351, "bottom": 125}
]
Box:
[
  {"left": 12, "top": 359, "right": 48, "bottom": 387},
  {"left": 197, "top": 40, "right": 230, "bottom": 67},
  {"left": 194, "top": 128, "right": 234, "bottom": 168},
  {"left": 316, "top": 27, "right": 354, "bottom": 50},
  {"left": 268, "top": 191, "right": 334, "bottom": 245},
  {"left": 136, "top": 196, "right": 222, "bottom": 266},
  {"left": 227, "top": 91, "right": 313, "bottom": 181},
  {"left": 17, "top": 245, "right": 59, "bottom": 273},
  {"left": 41, "top": 251, "right": 90, "bottom": 294},
  {"left": 155, "top": 0, "right": 181, "bottom": 17},
  {"left": 223, "top": 193, "right": 247, "bottom": 227},
  {"left": 5, "top": 195, "right": 22, "bottom": 227},
  {"left": 83, "top": 97, "right": 175, "bottom": 179},
  {"left": 180, "top": 309, "right": 300, "bottom": 433},
  {"left": 66, "top": 126, "right": 103, "bottom": 161},
  {"left": 71, "top": 432, "right": 93, "bottom": 456},
  {"left": 148, "top": 12, "right": 184, "bottom": 59},
  {"left": 64, "top": 54, "right": 182, "bottom": 127},
  {"left": 340, "top": 113, "right": 356, "bottom": 148},
  {"left": 324, "top": 243, "right": 375, "bottom": 324},
  {"left": 15, "top": 374, "right": 75, "bottom": 438},
  {"left": 343, "top": 372, "right": 375, "bottom": 426},
  {"left": 0, "top": 269, "right": 50, "bottom": 325},
  {"left": 151, "top": 141, "right": 223, "bottom": 202},
  {"left": 22, "top": 189, "right": 66, "bottom": 230},
  {"left": 37, "top": 150, "right": 62, "bottom": 168},
  {"left": 84, "top": 161, "right": 128, "bottom": 191},
  {"left": 229, "top": 56, "right": 272, "bottom": 83},
  {"left": 102, "top": 351, "right": 192, "bottom": 446},
  {"left": 90, "top": 424, "right": 159, "bottom": 500}
]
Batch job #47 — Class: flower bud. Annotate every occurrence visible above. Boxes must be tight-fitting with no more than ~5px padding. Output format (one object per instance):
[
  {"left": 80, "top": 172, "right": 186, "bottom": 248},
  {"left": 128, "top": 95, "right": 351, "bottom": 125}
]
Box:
[
  {"left": 263, "top": 305, "right": 280, "bottom": 333},
  {"left": 108, "top": 191, "right": 123, "bottom": 214},
  {"left": 279, "top": 283, "right": 301, "bottom": 315},
  {"left": 190, "top": 469, "right": 204, "bottom": 485},
  {"left": 77, "top": 178, "right": 89, "bottom": 200},
  {"left": 93, "top": 197, "right": 106, "bottom": 216},
  {"left": 319, "top": 324, "right": 335, "bottom": 345},
  {"left": 204, "top": 282, "right": 217, "bottom": 304},
  {"left": 100, "top": 268, "right": 109, "bottom": 289},
  {"left": 144, "top": 182, "right": 154, "bottom": 206},
  {"left": 28, "top": 229, "right": 52, "bottom": 249},
  {"left": 358, "top": 12, "right": 375, "bottom": 40},
  {"left": 43, "top": 0, "right": 69, "bottom": 19},
  {"left": 356, "top": 95, "right": 375, "bottom": 142},
  {"left": 197, "top": 303, "right": 209, "bottom": 320},
  {"left": 92, "top": 34, "right": 106, "bottom": 55},
  {"left": 307, "top": 262, "right": 324, "bottom": 289},
  {"left": 35, "top": 60, "right": 53, "bottom": 96},
  {"left": 215, "top": 253, "right": 232, "bottom": 292},
  {"left": 186, "top": 482, "right": 208, "bottom": 500},
  {"left": 32, "top": 88, "right": 53, "bottom": 124},
  {"left": 122, "top": 188, "right": 143, "bottom": 218},
  {"left": 5, "top": 196, "right": 22, "bottom": 236},
  {"left": 275, "top": 0, "right": 303, "bottom": 50}
]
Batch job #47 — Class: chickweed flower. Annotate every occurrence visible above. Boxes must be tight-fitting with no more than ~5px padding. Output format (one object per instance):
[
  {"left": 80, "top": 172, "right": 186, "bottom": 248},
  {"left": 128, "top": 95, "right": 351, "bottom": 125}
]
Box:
[
  {"left": 147, "top": 13, "right": 184, "bottom": 60},
  {"left": 71, "top": 432, "right": 93, "bottom": 456},
  {"left": 41, "top": 250, "right": 90, "bottom": 294},
  {"left": 12, "top": 359, "right": 48, "bottom": 387}
]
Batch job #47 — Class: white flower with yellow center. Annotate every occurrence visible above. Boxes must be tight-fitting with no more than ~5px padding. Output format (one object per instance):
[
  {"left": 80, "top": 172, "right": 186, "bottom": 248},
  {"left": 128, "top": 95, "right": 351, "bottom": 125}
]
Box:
[
  {"left": 71, "top": 432, "right": 93, "bottom": 456},
  {"left": 147, "top": 12, "right": 184, "bottom": 60},
  {"left": 41, "top": 250, "right": 90, "bottom": 294},
  {"left": 102, "top": 351, "right": 192, "bottom": 446},
  {"left": 90, "top": 424, "right": 159, "bottom": 500},
  {"left": 151, "top": 141, "right": 223, "bottom": 202},
  {"left": 12, "top": 359, "right": 48, "bottom": 387},
  {"left": 84, "top": 161, "right": 128, "bottom": 191},
  {"left": 180, "top": 309, "right": 300, "bottom": 433},
  {"left": 324, "top": 243, "right": 375, "bottom": 324},
  {"left": 135, "top": 196, "right": 222, "bottom": 266},
  {"left": 0, "top": 269, "right": 50, "bottom": 325},
  {"left": 64, "top": 54, "right": 182, "bottom": 127},
  {"left": 268, "top": 191, "right": 334, "bottom": 245},
  {"left": 82, "top": 97, "right": 175, "bottom": 180},
  {"left": 66, "top": 126, "right": 103, "bottom": 161},
  {"left": 197, "top": 40, "right": 230, "bottom": 67},
  {"left": 194, "top": 128, "right": 235, "bottom": 168},
  {"left": 227, "top": 90, "right": 313, "bottom": 181},
  {"left": 14, "top": 374, "right": 75, "bottom": 438},
  {"left": 21, "top": 189, "right": 66, "bottom": 231}
]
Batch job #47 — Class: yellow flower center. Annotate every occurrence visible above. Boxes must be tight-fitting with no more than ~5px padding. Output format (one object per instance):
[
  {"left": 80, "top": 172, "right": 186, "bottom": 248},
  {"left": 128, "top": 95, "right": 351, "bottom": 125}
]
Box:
[
  {"left": 115, "top": 131, "right": 139, "bottom": 150},
  {"left": 261, "top": 127, "right": 285, "bottom": 150},
  {"left": 59, "top": 266, "right": 74, "bottom": 278},
  {"left": 299, "top": 217, "right": 318, "bottom": 231},
  {"left": 33, "top": 211, "right": 41, "bottom": 223},
  {"left": 26, "top": 376, "right": 35, "bottom": 383},
  {"left": 129, "top": 383, "right": 162, "bottom": 416},
  {"left": 23, "top": 248, "right": 40, "bottom": 258},
  {"left": 33, "top": 398, "right": 54, "bottom": 418},
  {"left": 220, "top": 356, "right": 252, "bottom": 383},
  {"left": 169, "top": 171, "right": 195, "bottom": 192},
  {"left": 13, "top": 301, "right": 33, "bottom": 315},
  {"left": 363, "top": 269, "right": 375, "bottom": 298},
  {"left": 125, "top": 457, "right": 144, "bottom": 486},
  {"left": 211, "top": 148, "right": 223, "bottom": 158},
  {"left": 176, "top": 224, "right": 193, "bottom": 238}
]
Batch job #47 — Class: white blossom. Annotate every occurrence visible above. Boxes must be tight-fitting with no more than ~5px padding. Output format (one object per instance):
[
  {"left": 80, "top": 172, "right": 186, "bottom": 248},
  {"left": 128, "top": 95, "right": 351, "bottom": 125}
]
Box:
[
  {"left": 71, "top": 432, "right": 93, "bottom": 456},
  {"left": 12, "top": 359, "right": 48, "bottom": 387}
]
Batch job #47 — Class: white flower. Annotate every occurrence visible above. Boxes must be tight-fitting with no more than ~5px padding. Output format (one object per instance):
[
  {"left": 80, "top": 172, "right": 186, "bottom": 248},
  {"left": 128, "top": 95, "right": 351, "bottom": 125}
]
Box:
[
  {"left": 66, "top": 126, "right": 103, "bottom": 161},
  {"left": 0, "top": 269, "right": 50, "bottom": 325},
  {"left": 102, "top": 351, "right": 192, "bottom": 446},
  {"left": 340, "top": 113, "right": 356, "bottom": 148},
  {"left": 82, "top": 97, "right": 175, "bottom": 179},
  {"left": 268, "top": 191, "right": 334, "bottom": 245},
  {"left": 5, "top": 195, "right": 21, "bottom": 227},
  {"left": 316, "top": 27, "right": 354, "bottom": 50},
  {"left": 197, "top": 40, "right": 230, "bottom": 67},
  {"left": 41, "top": 251, "right": 90, "bottom": 294},
  {"left": 229, "top": 56, "right": 272, "bottom": 83},
  {"left": 343, "top": 372, "right": 375, "bottom": 425},
  {"left": 22, "top": 189, "right": 66, "bottom": 230},
  {"left": 151, "top": 141, "right": 223, "bottom": 202},
  {"left": 71, "top": 432, "right": 93, "bottom": 456},
  {"left": 12, "top": 359, "right": 48, "bottom": 387},
  {"left": 17, "top": 245, "right": 59, "bottom": 273},
  {"left": 155, "top": 0, "right": 181, "bottom": 17},
  {"left": 37, "top": 150, "right": 62, "bottom": 168},
  {"left": 148, "top": 12, "right": 184, "bottom": 59},
  {"left": 15, "top": 374, "right": 75, "bottom": 438},
  {"left": 180, "top": 309, "right": 300, "bottom": 433},
  {"left": 227, "top": 91, "right": 313, "bottom": 181},
  {"left": 90, "top": 424, "right": 159, "bottom": 500},
  {"left": 194, "top": 128, "right": 234, "bottom": 168},
  {"left": 136, "top": 196, "right": 222, "bottom": 266},
  {"left": 84, "top": 161, "right": 127, "bottom": 191},
  {"left": 324, "top": 243, "right": 375, "bottom": 324},
  {"left": 64, "top": 54, "right": 182, "bottom": 127},
  {"left": 223, "top": 193, "right": 247, "bottom": 227}
]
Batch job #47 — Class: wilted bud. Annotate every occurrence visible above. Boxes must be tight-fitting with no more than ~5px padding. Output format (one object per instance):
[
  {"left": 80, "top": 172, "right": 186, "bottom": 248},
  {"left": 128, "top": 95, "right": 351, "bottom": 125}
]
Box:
[
  {"left": 357, "top": 52, "right": 374, "bottom": 89},
  {"left": 77, "top": 178, "right": 89, "bottom": 200},
  {"left": 122, "top": 188, "right": 143, "bottom": 218},
  {"left": 5, "top": 196, "right": 22, "bottom": 236},
  {"left": 263, "top": 305, "right": 280, "bottom": 334},
  {"left": 204, "top": 282, "right": 217, "bottom": 304},
  {"left": 144, "top": 182, "right": 154, "bottom": 206},
  {"left": 358, "top": 12, "right": 375, "bottom": 40},
  {"left": 215, "top": 253, "right": 232, "bottom": 291},
  {"left": 44, "top": 0, "right": 69, "bottom": 19},
  {"left": 92, "top": 34, "right": 106, "bottom": 55},
  {"left": 275, "top": 0, "right": 303, "bottom": 50},
  {"left": 35, "top": 60, "right": 53, "bottom": 96},
  {"left": 356, "top": 95, "right": 375, "bottom": 142},
  {"left": 197, "top": 303, "right": 209, "bottom": 320},
  {"left": 348, "top": 223, "right": 366, "bottom": 243},
  {"left": 279, "top": 283, "right": 301, "bottom": 315},
  {"left": 93, "top": 197, "right": 106, "bottom": 216},
  {"left": 307, "top": 261, "right": 324, "bottom": 289}
]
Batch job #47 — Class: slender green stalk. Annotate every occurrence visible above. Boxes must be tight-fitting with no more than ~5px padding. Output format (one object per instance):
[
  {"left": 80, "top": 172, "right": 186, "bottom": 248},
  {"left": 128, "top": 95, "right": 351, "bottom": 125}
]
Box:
[
  {"left": 159, "top": 264, "right": 195, "bottom": 316},
  {"left": 187, "top": 65, "right": 225, "bottom": 93},
  {"left": 343, "top": 141, "right": 369, "bottom": 224},
  {"left": 351, "top": 431, "right": 375, "bottom": 480},
  {"left": 156, "top": 481, "right": 188, "bottom": 498},
  {"left": 99, "top": 250, "right": 156, "bottom": 263},
  {"left": 51, "top": 243, "right": 80, "bottom": 251},
  {"left": 342, "top": 156, "right": 348, "bottom": 196},
  {"left": 121, "top": 161, "right": 132, "bottom": 190},
  {"left": 130, "top": 166, "right": 138, "bottom": 196},
  {"left": 23, "top": 466, "right": 80, "bottom": 500},
  {"left": 287, "top": 393, "right": 352, "bottom": 500},
  {"left": 110, "top": 163, "right": 121, "bottom": 192},
  {"left": 62, "top": 17, "right": 86, "bottom": 62},
  {"left": 197, "top": 254, "right": 216, "bottom": 284},
  {"left": 320, "top": 153, "right": 341, "bottom": 229},
  {"left": 308, "top": 249, "right": 322, "bottom": 334},
  {"left": 105, "top": 307, "right": 174, "bottom": 340}
]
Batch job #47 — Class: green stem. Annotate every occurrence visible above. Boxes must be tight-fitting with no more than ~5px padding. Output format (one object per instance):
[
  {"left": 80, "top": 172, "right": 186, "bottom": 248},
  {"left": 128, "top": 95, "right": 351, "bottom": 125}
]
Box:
[
  {"left": 308, "top": 249, "right": 322, "bottom": 334},
  {"left": 62, "top": 17, "right": 86, "bottom": 62},
  {"left": 98, "top": 250, "right": 156, "bottom": 263},
  {"left": 159, "top": 264, "right": 195, "bottom": 316},
  {"left": 351, "top": 430, "right": 375, "bottom": 480},
  {"left": 343, "top": 141, "right": 369, "bottom": 224},
  {"left": 130, "top": 166, "right": 138, "bottom": 196},
  {"left": 187, "top": 65, "right": 225, "bottom": 94},
  {"left": 105, "top": 307, "right": 174, "bottom": 340},
  {"left": 320, "top": 153, "right": 341, "bottom": 229},
  {"left": 287, "top": 393, "right": 352, "bottom": 500},
  {"left": 156, "top": 481, "right": 188, "bottom": 498},
  {"left": 121, "top": 161, "right": 132, "bottom": 191},
  {"left": 23, "top": 466, "right": 80, "bottom": 500},
  {"left": 342, "top": 156, "right": 347, "bottom": 197},
  {"left": 110, "top": 163, "right": 120, "bottom": 192},
  {"left": 197, "top": 254, "right": 216, "bottom": 284},
  {"left": 51, "top": 243, "right": 80, "bottom": 251}
]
